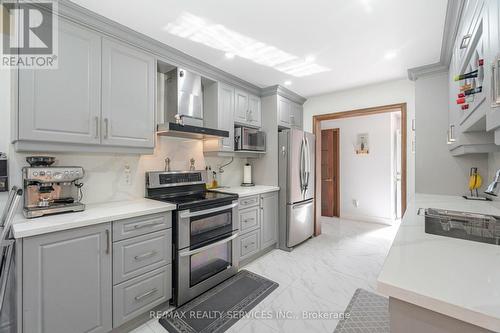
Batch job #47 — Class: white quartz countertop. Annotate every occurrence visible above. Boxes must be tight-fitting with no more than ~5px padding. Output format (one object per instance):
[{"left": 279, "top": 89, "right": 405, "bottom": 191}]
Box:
[
  {"left": 210, "top": 185, "right": 279, "bottom": 197},
  {"left": 12, "top": 198, "right": 176, "bottom": 239},
  {"left": 377, "top": 193, "right": 500, "bottom": 332}
]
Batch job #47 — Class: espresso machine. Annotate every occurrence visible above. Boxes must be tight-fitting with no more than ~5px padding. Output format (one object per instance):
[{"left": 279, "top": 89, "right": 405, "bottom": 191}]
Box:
[{"left": 22, "top": 156, "right": 85, "bottom": 218}]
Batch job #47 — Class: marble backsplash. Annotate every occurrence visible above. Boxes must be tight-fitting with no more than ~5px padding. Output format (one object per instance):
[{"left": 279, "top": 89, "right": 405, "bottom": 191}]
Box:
[{"left": 7, "top": 136, "right": 247, "bottom": 205}]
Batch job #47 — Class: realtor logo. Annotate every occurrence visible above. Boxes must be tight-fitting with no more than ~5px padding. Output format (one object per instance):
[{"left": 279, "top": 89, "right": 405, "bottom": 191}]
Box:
[{"left": 1, "top": 0, "right": 58, "bottom": 68}]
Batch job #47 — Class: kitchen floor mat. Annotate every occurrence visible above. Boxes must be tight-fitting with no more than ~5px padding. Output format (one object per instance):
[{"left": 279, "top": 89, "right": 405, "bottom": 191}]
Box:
[
  {"left": 334, "top": 288, "right": 389, "bottom": 333},
  {"left": 159, "top": 269, "right": 278, "bottom": 333}
]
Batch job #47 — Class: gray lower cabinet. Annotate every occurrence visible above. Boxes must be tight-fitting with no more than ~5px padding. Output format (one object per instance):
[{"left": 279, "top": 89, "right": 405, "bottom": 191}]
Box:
[
  {"left": 18, "top": 18, "right": 102, "bottom": 145},
  {"left": 238, "top": 191, "right": 279, "bottom": 263},
  {"left": 22, "top": 223, "right": 113, "bottom": 333},
  {"left": 113, "top": 265, "right": 172, "bottom": 327},
  {"left": 260, "top": 192, "right": 279, "bottom": 249}
]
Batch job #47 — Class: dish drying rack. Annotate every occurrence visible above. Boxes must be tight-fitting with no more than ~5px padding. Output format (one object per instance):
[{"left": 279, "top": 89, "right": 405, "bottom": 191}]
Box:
[{"left": 421, "top": 208, "right": 500, "bottom": 244}]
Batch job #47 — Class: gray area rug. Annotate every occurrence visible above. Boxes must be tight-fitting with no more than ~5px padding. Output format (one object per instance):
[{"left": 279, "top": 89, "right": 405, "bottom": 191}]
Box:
[
  {"left": 159, "top": 270, "right": 278, "bottom": 333},
  {"left": 334, "top": 288, "right": 389, "bottom": 333}
]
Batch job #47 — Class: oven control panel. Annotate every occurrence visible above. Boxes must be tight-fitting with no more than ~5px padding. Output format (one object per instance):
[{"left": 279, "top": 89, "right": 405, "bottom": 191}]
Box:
[{"left": 146, "top": 171, "right": 206, "bottom": 188}]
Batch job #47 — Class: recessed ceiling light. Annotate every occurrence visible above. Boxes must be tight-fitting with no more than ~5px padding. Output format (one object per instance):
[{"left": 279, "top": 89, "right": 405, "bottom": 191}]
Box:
[
  {"left": 384, "top": 50, "right": 398, "bottom": 60},
  {"left": 284, "top": 80, "right": 292, "bottom": 86},
  {"left": 225, "top": 52, "right": 235, "bottom": 59},
  {"left": 164, "top": 12, "right": 330, "bottom": 77}
]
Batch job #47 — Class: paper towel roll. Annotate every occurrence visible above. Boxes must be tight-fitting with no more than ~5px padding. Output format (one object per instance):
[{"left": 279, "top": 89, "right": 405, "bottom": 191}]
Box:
[{"left": 243, "top": 164, "right": 252, "bottom": 184}]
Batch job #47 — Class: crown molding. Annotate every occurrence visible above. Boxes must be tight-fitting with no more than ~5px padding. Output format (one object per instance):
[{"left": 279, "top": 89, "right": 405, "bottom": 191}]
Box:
[
  {"left": 407, "top": 0, "right": 465, "bottom": 81},
  {"left": 260, "top": 85, "right": 307, "bottom": 104}
]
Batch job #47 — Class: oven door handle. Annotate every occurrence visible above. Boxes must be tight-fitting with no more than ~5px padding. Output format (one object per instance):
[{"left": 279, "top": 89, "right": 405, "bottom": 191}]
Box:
[
  {"left": 179, "top": 233, "right": 239, "bottom": 257},
  {"left": 179, "top": 202, "right": 238, "bottom": 219}
]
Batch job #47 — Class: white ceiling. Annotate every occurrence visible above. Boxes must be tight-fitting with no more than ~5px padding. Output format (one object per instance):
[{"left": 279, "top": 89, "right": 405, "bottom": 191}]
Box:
[{"left": 70, "top": 0, "right": 448, "bottom": 97}]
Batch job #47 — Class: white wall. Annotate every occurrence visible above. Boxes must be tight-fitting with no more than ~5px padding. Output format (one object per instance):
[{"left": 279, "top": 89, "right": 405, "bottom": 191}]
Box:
[
  {"left": 415, "top": 72, "right": 488, "bottom": 195},
  {"left": 322, "top": 113, "right": 397, "bottom": 224},
  {"left": 303, "top": 78, "right": 416, "bottom": 202}
]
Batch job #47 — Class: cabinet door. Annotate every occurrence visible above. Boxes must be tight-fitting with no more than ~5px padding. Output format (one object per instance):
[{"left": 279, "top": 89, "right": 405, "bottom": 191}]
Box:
[
  {"left": 102, "top": 38, "right": 155, "bottom": 148},
  {"left": 278, "top": 97, "right": 291, "bottom": 127},
  {"left": 23, "top": 224, "right": 112, "bottom": 333},
  {"left": 234, "top": 89, "right": 249, "bottom": 124},
  {"left": 18, "top": 19, "right": 101, "bottom": 144},
  {"left": 290, "top": 103, "right": 303, "bottom": 129},
  {"left": 219, "top": 84, "right": 235, "bottom": 151},
  {"left": 248, "top": 94, "right": 262, "bottom": 128},
  {"left": 260, "top": 192, "right": 278, "bottom": 249}
]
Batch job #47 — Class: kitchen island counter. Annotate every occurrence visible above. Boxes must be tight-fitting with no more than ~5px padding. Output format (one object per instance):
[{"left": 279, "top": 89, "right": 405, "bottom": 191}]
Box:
[
  {"left": 210, "top": 185, "right": 279, "bottom": 198},
  {"left": 378, "top": 193, "right": 500, "bottom": 332}
]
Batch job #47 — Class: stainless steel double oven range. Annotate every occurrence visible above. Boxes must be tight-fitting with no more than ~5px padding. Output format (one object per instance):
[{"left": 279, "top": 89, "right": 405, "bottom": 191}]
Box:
[{"left": 146, "top": 171, "right": 239, "bottom": 306}]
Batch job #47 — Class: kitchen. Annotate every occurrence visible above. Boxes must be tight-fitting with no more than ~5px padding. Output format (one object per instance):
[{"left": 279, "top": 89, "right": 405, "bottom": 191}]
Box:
[{"left": 1, "top": 0, "right": 500, "bottom": 332}]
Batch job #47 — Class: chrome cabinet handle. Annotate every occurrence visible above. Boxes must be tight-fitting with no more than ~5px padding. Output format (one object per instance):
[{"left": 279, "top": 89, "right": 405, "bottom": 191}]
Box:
[
  {"left": 134, "top": 250, "right": 157, "bottom": 261},
  {"left": 493, "top": 57, "right": 500, "bottom": 107},
  {"left": 105, "top": 229, "right": 111, "bottom": 254},
  {"left": 94, "top": 116, "right": 99, "bottom": 139},
  {"left": 460, "top": 34, "right": 471, "bottom": 49},
  {"left": 133, "top": 221, "right": 164, "bottom": 230},
  {"left": 135, "top": 288, "right": 158, "bottom": 301},
  {"left": 104, "top": 118, "right": 109, "bottom": 139},
  {"left": 243, "top": 218, "right": 254, "bottom": 223}
]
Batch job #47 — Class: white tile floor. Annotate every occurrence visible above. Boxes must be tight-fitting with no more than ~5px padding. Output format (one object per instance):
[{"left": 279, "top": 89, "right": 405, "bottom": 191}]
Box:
[{"left": 132, "top": 217, "right": 399, "bottom": 333}]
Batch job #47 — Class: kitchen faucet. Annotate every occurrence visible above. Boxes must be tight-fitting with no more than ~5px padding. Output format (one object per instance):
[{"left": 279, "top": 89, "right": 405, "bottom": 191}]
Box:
[{"left": 485, "top": 169, "right": 500, "bottom": 196}]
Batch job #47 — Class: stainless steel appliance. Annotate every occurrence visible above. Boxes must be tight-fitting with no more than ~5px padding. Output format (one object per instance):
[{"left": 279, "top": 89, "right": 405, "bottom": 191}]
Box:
[
  {"left": 0, "top": 186, "right": 23, "bottom": 333},
  {"left": 234, "top": 127, "right": 266, "bottom": 151},
  {"left": 22, "top": 157, "right": 85, "bottom": 218},
  {"left": 156, "top": 68, "right": 229, "bottom": 139},
  {"left": 278, "top": 129, "right": 315, "bottom": 251},
  {"left": 146, "top": 171, "right": 239, "bottom": 306}
]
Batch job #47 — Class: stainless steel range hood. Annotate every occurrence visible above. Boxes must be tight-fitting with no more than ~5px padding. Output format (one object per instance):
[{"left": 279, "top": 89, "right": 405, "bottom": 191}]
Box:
[{"left": 157, "top": 68, "right": 229, "bottom": 139}]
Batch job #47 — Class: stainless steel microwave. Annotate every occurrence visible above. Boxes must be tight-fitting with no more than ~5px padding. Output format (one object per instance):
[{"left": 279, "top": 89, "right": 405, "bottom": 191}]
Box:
[{"left": 234, "top": 127, "right": 266, "bottom": 151}]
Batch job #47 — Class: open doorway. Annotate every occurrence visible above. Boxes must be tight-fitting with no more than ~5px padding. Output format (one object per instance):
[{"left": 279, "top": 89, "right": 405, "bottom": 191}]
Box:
[{"left": 313, "top": 103, "right": 407, "bottom": 236}]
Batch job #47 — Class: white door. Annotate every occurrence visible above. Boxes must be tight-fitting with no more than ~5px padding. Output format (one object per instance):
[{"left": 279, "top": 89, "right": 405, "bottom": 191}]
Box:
[
  {"left": 101, "top": 38, "right": 155, "bottom": 148},
  {"left": 18, "top": 19, "right": 101, "bottom": 144}
]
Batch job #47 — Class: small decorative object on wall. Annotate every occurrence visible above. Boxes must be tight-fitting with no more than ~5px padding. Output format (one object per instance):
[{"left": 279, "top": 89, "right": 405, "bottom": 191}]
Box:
[{"left": 356, "top": 133, "right": 369, "bottom": 154}]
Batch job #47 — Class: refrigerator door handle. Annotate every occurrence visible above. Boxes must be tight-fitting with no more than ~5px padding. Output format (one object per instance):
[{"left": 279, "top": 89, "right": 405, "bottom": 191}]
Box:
[
  {"left": 304, "top": 137, "right": 311, "bottom": 190},
  {"left": 299, "top": 137, "right": 305, "bottom": 192}
]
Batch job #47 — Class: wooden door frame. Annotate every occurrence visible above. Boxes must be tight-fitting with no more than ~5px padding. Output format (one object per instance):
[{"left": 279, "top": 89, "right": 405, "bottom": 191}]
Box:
[
  {"left": 312, "top": 103, "right": 407, "bottom": 236},
  {"left": 320, "top": 128, "right": 340, "bottom": 217}
]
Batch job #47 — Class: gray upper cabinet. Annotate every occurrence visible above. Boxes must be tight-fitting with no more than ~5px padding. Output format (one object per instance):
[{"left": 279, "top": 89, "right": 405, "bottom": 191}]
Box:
[
  {"left": 278, "top": 96, "right": 291, "bottom": 128},
  {"left": 18, "top": 19, "right": 102, "bottom": 145},
  {"left": 234, "top": 89, "right": 249, "bottom": 125},
  {"left": 290, "top": 102, "right": 303, "bottom": 129},
  {"left": 203, "top": 82, "right": 235, "bottom": 152},
  {"left": 234, "top": 89, "right": 261, "bottom": 128},
  {"left": 22, "top": 223, "right": 112, "bottom": 333},
  {"left": 101, "top": 38, "right": 156, "bottom": 148},
  {"left": 248, "top": 94, "right": 262, "bottom": 128},
  {"left": 260, "top": 192, "right": 279, "bottom": 249}
]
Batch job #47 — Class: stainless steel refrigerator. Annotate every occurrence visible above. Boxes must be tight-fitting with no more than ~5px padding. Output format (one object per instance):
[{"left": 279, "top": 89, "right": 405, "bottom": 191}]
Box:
[{"left": 278, "top": 128, "right": 315, "bottom": 251}]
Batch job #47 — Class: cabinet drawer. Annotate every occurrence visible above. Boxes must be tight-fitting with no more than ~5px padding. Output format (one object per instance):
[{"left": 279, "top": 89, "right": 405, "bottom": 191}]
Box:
[
  {"left": 239, "top": 230, "right": 260, "bottom": 260},
  {"left": 239, "top": 195, "right": 259, "bottom": 209},
  {"left": 113, "top": 229, "right": 172, "bottom": 284},
  {"left": 113, "top": 213, "right": 171, "bottom": 241},
  {"left": 113, "top": 265, "right": 172, "bottom": 327},
  {"left": 239, "top": 207, "right": 260, "bottom": 233}
]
